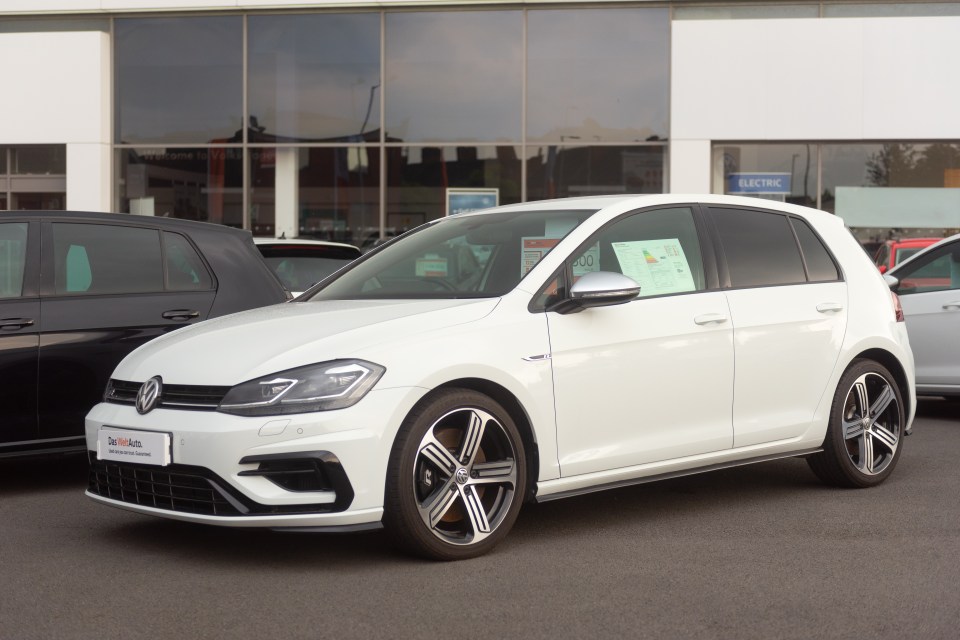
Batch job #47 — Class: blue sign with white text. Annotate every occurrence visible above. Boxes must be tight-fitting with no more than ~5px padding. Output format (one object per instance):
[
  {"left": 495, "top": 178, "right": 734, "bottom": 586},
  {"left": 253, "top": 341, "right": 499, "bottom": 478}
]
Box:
[{"left": 727, "top": 173, "right": 792, "bottom": 195}]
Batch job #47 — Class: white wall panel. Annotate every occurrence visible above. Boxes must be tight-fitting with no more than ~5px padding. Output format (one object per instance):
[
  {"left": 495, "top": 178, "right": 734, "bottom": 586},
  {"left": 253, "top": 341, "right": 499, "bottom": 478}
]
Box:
[
  {"left": 669, "top": 139, "right": 711, "bottom": 194},
  {"left": 0, "top": 32, "right": 110, "bottom": 145},
  {"left": 67, "top": 144, "right": 112, "bottom": 212}
]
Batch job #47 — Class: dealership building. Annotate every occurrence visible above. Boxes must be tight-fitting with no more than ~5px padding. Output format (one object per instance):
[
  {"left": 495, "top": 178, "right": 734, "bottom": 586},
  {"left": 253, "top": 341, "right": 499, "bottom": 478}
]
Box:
[{"left": 2, "top": 0, "right": 959, "bottom": 249}]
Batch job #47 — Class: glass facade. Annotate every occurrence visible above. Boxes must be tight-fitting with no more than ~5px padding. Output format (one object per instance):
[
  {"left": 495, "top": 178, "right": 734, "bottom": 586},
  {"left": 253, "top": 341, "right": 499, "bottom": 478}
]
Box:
[
  {"left": 0, "top": 145, "right": 67, "bottom": 211},
  {"left": 714, "top": 142, "right": 960, "bottom": 255},
  {"left": 113, "top": 9, "right": 670, "bottom": 246}
]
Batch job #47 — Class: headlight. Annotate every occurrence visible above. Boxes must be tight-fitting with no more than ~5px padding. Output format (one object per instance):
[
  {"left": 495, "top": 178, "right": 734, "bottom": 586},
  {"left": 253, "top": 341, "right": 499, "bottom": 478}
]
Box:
[{"left": 217, "top": 359, "right": 385, "bottom": 416}]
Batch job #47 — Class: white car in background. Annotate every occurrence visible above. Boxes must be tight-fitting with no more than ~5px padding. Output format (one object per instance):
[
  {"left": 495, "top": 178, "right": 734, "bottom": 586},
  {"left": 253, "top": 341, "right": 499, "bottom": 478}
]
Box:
[
  {"left": 885, "top": 232, "right": 960, "bottom": 400},
  {"left": 254, "top": 237, "right": 361, "bottom": 296},
  {"left": 85, "top": 194, "right": 915, "bottom": 560}
]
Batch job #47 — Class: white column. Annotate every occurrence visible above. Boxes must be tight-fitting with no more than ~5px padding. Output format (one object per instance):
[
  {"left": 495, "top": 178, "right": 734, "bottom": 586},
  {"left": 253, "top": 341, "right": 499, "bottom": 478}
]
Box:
[
  {"left": 668, "top": 139, "right": 712, "bottom": 194},
  {"left": 67, "top": 143, "right": 112, "bottom": 212},
  {"left": 274, "top": 148, "right": 299, "bottom": 239}
]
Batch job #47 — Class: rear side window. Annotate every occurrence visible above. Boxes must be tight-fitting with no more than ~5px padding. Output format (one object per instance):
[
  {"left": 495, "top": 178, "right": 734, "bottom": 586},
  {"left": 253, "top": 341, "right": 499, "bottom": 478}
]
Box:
[
  {"left": 53, "top": 223, "right": 163, "bottom": 295},
  {"left": 0, "top": 222, "right": 28, "bottom": 298},
  {"left": 164, "top": 232, "right": 212, "bottom": 290},
  {"left": 711, "top": 207, "right": 806, "bottom": 288},
  {"left": 790, "top": 218, "right": 840, "bottom": 282}
]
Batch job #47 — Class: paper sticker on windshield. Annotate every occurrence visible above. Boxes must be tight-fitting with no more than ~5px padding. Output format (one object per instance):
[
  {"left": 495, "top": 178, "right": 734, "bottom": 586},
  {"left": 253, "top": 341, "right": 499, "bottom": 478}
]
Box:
[
  {"left": 612, "top": 239, "right": 696, "bottom": 296},
  {"left": 416, "top": 256, "right": 449, "bottom": 277},
  {"left": 521, "top": 237, "right": 560, "bottom": 277}
]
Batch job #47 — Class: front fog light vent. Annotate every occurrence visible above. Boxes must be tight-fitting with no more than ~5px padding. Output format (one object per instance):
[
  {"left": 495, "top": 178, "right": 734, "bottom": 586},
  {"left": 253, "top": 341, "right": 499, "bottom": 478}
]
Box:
[{"left": 238, "top": 451, "right": 355, "bottom": 511}]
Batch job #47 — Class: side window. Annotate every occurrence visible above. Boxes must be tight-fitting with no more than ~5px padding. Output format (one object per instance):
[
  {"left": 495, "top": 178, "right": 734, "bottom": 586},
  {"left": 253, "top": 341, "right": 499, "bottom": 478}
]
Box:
[
  {"left": 894, "top": 242, "right": 960, "bottom": 295},
  {"left": 0, "top": 222, "right": 28, "bottom": 298},
  {"left": 711, "top": 207, "right": 806, "bottom": 288},
  {"left": 874, "top": 244, "right": 889, "bottom": 269},
  {"left": 790, "top": 218, "right": 840, "bottom": 282},
  {"left": 164, "top": 232, "right": 212, "bottom": 291},
  {"left": 53, "top": 223, "right": 163, "bottom": 295},
  {"left": 569, "top": 207, "right": 705, "bottom": 299}
]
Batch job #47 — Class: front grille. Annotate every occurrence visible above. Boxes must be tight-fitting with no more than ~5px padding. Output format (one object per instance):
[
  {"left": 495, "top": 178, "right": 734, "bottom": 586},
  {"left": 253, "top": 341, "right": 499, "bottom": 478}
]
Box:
[
  {"left": 87, "top": 452, "right": 354, "bottom": 516},
  {"left": 104, "top": 379, "right": 230, "bottom": 411},
  {"left": 88, "top": 453, "right": 244, "bottom": 516}
]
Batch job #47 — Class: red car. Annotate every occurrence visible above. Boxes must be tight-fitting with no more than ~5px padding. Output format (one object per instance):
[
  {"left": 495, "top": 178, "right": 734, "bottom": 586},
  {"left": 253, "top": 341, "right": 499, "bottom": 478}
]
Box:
[{"left": 873, "top": 237, "right": 941, "bottom": 273}]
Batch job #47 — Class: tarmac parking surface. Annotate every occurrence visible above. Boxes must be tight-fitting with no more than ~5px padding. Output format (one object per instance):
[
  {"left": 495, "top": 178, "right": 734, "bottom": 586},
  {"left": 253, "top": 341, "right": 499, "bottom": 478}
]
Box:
[{"left": 1, "top": 398, "right": 958, "bottom": 639}]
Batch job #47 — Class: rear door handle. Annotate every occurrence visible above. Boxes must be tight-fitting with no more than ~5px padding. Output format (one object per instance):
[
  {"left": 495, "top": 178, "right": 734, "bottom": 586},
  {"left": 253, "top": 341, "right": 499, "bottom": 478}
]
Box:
[
  {"left": 694, "top": 313, "right": 728, "bottom": 326},
  {"left": 943, "top": 302, "right": 960, "bottom": 310},
  {"left": 0, "top": 317, "right": 34, "bottom": 330},
  {"left": 816, "top": 302, "right": 844, "bottom": 313},
  {"left": 162, "top": 309, "right": 200, "bottom": 321}
]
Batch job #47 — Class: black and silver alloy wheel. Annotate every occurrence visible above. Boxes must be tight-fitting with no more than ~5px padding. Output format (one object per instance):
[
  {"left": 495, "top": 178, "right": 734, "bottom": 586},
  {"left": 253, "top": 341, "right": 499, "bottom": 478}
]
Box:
[
  {"left": 385, "top": 389, "right": 527, "bottom": 560},
  {"left": 840, "top": 371, "right": 900, "bottom": 476},
  {"left": 808, "top": 359, "right": 905, "bottom": 488}
]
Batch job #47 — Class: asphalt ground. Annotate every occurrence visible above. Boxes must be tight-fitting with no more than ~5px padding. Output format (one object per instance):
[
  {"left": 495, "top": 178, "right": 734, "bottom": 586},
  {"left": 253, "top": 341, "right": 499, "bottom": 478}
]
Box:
[{"left": 1, "top": 398, "right": 958, "bottom": 640}]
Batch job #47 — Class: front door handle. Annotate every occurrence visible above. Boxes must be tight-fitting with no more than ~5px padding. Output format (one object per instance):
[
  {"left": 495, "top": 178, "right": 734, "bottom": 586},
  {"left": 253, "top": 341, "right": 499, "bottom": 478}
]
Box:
[
  {"left": 694, "top": 313, "right": 728, "bottom": 326},
  {"left": 0, "top": 317, "right": 34, "bottom": 330},
  {"left": 943, "top": 301, "right": 960, "bottom": 310},
  {"left": 162, "top": 309, "right": 200, "bottom": 321},
  {"left": 816, "top": 302, "right": 844, "bottom": 313}
]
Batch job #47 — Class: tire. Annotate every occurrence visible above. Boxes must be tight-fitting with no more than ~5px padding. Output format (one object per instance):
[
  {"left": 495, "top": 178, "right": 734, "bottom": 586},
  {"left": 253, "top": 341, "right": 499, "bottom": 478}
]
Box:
[
  {"left": 807, "top": 359, "right": 905, "bottom": 488},
  {"left": 383, "top": 389, "right": 527, "bottom": 561}
]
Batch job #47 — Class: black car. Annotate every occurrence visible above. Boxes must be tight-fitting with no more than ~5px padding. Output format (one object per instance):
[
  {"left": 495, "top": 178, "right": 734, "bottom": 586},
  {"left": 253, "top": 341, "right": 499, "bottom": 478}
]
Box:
[{"left": 0, "top": 211, "right": 289, "bottom": 458}]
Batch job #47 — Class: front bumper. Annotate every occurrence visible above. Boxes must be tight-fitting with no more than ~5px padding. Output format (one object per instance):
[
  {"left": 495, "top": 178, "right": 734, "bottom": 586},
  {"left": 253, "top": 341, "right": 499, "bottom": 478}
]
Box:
[{"left": 83, "top": 385, "right": 426, "bottom": 529}]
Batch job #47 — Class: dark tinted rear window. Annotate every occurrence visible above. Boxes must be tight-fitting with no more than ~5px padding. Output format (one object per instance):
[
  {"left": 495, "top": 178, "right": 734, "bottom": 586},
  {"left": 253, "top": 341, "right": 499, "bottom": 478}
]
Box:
[
  {"left": 790, "top": 218, "right": 840, "bottom": 282},
  {"left": 711, "top": 207, "right": 806, "bottom": 288}
]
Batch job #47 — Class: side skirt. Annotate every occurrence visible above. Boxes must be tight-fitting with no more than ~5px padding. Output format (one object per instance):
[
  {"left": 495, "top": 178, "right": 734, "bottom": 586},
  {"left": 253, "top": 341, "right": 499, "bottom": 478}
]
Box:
[{"left": 534, "top": 448, "right": 823, "bottom": 503}]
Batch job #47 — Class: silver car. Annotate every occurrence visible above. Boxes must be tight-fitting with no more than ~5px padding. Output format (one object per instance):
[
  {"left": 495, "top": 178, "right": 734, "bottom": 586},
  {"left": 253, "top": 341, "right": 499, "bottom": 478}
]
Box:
[{"left": 885, "top": 233, "right": 960, "bottom": 400}]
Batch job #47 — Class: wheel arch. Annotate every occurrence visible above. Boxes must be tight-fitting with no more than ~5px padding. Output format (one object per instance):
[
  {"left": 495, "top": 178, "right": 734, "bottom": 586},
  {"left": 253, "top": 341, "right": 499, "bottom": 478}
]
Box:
[
  {"left": 429, "top": 377, "right": 541, "bottom": 503},
  {"left": 850, "top": 348, "right": 912, "bottom": 423}
]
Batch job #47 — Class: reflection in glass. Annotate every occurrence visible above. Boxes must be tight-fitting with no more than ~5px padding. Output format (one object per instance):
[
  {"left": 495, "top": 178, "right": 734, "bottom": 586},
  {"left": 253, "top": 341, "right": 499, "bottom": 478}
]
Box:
[
  {"left": 248, "top": 14, "right": 381, "bottom": 142},
  {"left": 675, "top": 4, "right": 818, "bottom": 20},
  {"left": 0, "top": 146, "right": 7, "bottom": 174},
  {"left": 386, "top": 146, "right": 521, "bottom": 232},
  {"left": 118, "top": 148, "right": 243, "bottom": 226},
  {"left": 825, "top": 3, "right": 960, "bottom": 18},
  {"left": 251, "top": 147, "right": 380, "bottom": 247},
  {"left": 527, "top": 146, "right": 664, "bottom": 200},
  {"left": 527, "top": 9, "right": 669, "bottom": 143},
  {"left": 12, "top": 145, "right": 66, "bottom": 175},
  {"left": 385, "top": 11, "right": 522, "bottom": 142},
  {"left": 713, "top": 143, "right": 816, "bottom": 207},
  {"left": 115, "top": 17, "right": 242, "bottom": 144}
]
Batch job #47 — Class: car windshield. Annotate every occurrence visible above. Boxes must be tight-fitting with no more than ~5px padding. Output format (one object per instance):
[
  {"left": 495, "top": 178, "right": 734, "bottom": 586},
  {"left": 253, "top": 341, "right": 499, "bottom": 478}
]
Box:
[{"left": 305, "top": 208, "right": 598, "bottom": 300}]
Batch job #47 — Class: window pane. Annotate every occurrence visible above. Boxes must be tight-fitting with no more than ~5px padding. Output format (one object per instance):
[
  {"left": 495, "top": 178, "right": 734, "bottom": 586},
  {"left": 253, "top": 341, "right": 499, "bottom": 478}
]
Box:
[
  {"left": 713, "top": 143, "right": 816, "bottom": 207},
  {"left": 0, "top": 223, "right": 28, "bottom": 298},
  {"left": 675, "top": 4, "right": 818, "bottom": 20},
  {"left": 12, "top": 145, "right": 66, "bottom": 174},
  {"left": 248, "top": 14, "right": 380, "bottom": 142},
  {"left": 251, "top": 146, "right": 380, "bottom": 248},
  {"left": 386, "top": 145, "right": 521, "bottom": 234},
  {"left": 118, "top": 148, "right": 243, "bottom": 227},
  {"left": 53, "top": 224, "right": 163, "bottom": 295},
  {"left": 164, "top": 232, "right": 212, "bottom": 291},
  {"left": 527, "top": 146, "right": 664, "bottom": 199},
  {"left": 790, "top": 218, "right": 840, "bottom": 282},
  {"left": 527, "top": 9, "right": 668, "bottom": 143},
  {"left": 116, "top": 17, "right": 242, "bottom": 144},
  {"left": 572, "top": 207, "right": 705, "bottom": 297},
  {"left": 385, "top": 11, "right": 522, "bottom": 142},
  {"left": 711, "top": 208, "right": 806, "bottom": 287},
  {"left": 895, "top": 243, "right": 960, "bottom": 294}
]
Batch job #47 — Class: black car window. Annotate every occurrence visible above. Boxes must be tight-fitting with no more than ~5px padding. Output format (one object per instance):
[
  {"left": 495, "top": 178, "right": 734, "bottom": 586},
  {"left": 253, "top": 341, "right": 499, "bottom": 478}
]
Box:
[
  {"left": 164, "top": 232, "right": 213, "bottom": 290},
  {"left": 53, "top": 223, "right": 163, "bottom": 295},
  {"left": 569, "top": 206, "right": 706, "bottom": 299},
  {"left": 0, "top": 222, "right": 28, "bottom": 299},
  {"left": 894, "top": 241, "right": 960, "bottom": 294},
  {"left": 711, "top": 207, "right": 806, "bottom": 288},
  {"left": 790, "top": 218, "right": 840, "bottom": 282}
]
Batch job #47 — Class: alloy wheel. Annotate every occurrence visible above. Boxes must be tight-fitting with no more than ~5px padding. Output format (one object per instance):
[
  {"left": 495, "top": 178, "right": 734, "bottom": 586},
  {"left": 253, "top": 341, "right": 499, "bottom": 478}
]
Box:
[{"left": 841, "top": 372, "right": 901, "bottom": 476}]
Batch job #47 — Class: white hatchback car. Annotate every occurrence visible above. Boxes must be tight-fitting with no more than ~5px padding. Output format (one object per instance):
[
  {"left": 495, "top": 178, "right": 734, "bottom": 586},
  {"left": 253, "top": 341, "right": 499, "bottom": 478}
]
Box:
[{"left": 85, "top": 195, "right": 915, "bottom": 560}]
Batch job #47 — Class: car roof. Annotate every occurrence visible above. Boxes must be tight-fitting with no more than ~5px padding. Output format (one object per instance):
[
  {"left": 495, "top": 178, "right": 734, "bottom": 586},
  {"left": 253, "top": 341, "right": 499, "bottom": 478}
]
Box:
[{"left": 2, "top": 210, "right": 250, "bottom": 235}]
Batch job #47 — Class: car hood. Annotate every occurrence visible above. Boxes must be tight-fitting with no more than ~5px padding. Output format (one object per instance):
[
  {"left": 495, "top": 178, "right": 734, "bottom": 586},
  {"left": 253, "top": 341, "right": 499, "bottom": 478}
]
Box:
[{"left": 113, "top": 298, "right": 499, "bottom": 385}]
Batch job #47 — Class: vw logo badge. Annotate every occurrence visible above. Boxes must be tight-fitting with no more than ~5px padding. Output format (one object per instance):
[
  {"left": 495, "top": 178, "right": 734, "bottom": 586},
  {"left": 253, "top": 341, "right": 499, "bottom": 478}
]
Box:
[
  {"left": 455, "top": 468, "right": 470, "bottom": 485},
  {"left": 136, "top": 376, "right": 163, "bottom": 415}
]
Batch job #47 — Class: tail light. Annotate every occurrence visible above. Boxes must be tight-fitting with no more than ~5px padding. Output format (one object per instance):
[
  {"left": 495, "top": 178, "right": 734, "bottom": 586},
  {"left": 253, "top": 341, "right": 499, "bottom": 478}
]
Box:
[{"left": 891, "top": 291, "right": 905, "bottom": 322}]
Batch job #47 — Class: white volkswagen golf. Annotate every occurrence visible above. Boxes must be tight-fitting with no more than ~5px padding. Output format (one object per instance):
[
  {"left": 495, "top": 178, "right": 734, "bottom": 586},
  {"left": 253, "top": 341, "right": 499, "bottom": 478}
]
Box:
[{"left": 85, "top": 195, "right": 915, "bottom": 560}]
